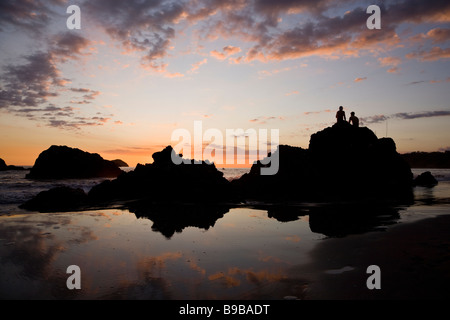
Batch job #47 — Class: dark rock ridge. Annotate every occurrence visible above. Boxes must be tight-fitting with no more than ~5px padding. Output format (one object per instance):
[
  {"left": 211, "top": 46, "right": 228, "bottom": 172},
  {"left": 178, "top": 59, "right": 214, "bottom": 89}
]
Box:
[
  {"left": 0, "top": 158, "right": 26, "bottom": 171},
  {"left": 26, "top": 145, "right": 123, "bottom": 179},
  {"left": 402, "top": 151, "right": 450, "bottom": 168},
  {"left": 111, "top": 159, "right": 129, "bottom": 167},
  {"left": 88, "top": 145, "right": 235, "bottom": 204},
  {"left": 21, "top": 123, "right": 415, "bottom": 212},
  {"left": 232, "top": 122, "right": 413, "bottom": 202},
  {"left": 21, "top": 146, "right": 236, "bottom": 212}
]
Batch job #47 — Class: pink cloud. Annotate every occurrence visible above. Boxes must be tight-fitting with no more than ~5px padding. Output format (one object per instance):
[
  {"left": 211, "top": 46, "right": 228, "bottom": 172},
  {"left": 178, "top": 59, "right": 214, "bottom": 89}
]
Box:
[
  {"left": 378, "top": 56, "right": 402, "bottom": 73},
  {"left": 164, "top": 72, "right": 185, "bottom": 78},
  {"left": 189, "top": 58, "right": 208, "bottom": 73},
  {"left": 354, "top": 77, "right": 367, "bottom": 83},
  {"left": 304, "top": 109, "right": 332, "bottom": 116},
  {"left": 406, "top": 47, "right": 450, "bottom": 62},
  {"left": 210, "top": 45, "right": 242, "bottom": 61},
  {"left": 426, "top": 28, "right": 450, "bottom": 43},
  {"left": 378, "top": 56, "right": 402, "bottom": 67},
  {"left": 387, "top": 67, "right": 400, "bottom": 74},
  {"left": 249, "top": 116, "right": 285, "bottom": 124}
]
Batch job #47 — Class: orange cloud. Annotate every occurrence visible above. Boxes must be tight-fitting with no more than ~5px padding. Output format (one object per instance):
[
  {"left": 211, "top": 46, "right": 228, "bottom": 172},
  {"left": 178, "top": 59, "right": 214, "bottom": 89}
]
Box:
[
  {"left": 248, "top": 116, "right": 284, "bottom": 124},
  {"left": 304, "top": 109, "right": 332, "bottom": 116},
  {"left": 210, "top": 46, "right": 242, "bottom": 61},
  {"left": 210, "top": 50, "right": 227, "bottom": 60},
  {"left": 354, "top": 77, "right": 367, "bottom": 83},
  {"left": 223, "top": 45, "right": 241, "bottom": 55},
  {"left": 164, "top": 72, "right": 185, "bottom": 78},
  {"left": 387, "top": 67, "right": 400, "bottom": 74},
  {"left": 285, "top": 90, "right": 299, "bottom": 96},
  {"left": 426, "top": 28, "right": 450, "bottom": 43},
  {"left": 189, "top": 58, "right": 208, "bottom": 73},
  {"left": 406, "top": 47, "right": 450, "bottom": 62},
  {"left": 378, "top": 56, "right": 402, "bottom": 67},
  {"left": 378, "top": 56, "right": 402, "bottom": 74}
]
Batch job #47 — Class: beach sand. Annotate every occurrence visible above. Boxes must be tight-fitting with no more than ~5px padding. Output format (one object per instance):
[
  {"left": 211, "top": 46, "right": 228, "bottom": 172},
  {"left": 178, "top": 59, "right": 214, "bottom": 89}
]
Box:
[{"left": 287, "top": 213, "right": 450, "bottom": 300}]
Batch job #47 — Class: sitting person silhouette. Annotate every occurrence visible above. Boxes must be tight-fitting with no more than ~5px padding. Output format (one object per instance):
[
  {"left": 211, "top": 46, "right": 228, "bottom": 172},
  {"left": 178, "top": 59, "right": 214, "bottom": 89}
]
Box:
[
  {"left": 349, "top": 112, "right": 359, "bottom": 127},
  {"left": 336, "top": 106, "right": 346, "bottom": 123}
]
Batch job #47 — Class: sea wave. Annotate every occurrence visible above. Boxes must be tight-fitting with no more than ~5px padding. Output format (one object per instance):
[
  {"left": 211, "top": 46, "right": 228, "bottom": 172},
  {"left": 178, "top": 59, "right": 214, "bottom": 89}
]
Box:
[{"left": 0, "top": 170, "right": 110, "bottom": 206}]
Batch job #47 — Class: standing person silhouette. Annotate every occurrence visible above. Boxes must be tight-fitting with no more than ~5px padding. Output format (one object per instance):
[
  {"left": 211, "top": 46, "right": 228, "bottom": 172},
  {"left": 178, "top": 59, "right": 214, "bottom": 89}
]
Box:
[
  {"left": 349, "top": 112, "right": 359, "bottom": 127},
  {"left": 336, "top": 106, "right": 346, "bottom": 123}
]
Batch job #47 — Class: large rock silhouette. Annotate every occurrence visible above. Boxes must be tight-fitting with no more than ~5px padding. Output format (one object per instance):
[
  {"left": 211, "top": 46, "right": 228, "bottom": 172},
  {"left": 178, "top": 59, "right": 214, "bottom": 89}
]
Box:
[
  {"left": 232, "top": 122, "right": 413, "bottom": 202},
  {"left": 88, "top": 146, "right": 235, "bottom": 204},
  {"left": 21, "top": 124, "right": 414, "bottom": 212},
  {"left": 26, "top": 145, "right": 123, "bottom": 179},
  {"left": 21, "top": 146, "right": 236, "bottom": 212}
]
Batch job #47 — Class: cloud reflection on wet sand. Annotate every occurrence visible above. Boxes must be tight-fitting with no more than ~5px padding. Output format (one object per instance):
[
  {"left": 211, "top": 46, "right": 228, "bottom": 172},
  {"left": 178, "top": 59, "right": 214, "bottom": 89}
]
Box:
[{"left": 0, "top": 204, "right": 413, "bottom": 299}]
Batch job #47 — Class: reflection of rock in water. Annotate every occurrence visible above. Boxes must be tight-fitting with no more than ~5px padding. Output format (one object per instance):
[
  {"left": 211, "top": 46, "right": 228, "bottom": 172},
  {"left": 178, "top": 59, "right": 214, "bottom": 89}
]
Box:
[
  {"left": 127, "top": 201, "right": 230, "bottom": 238},
  {"left": 308, "top": 204, "right": 401, "bottom": 238}
]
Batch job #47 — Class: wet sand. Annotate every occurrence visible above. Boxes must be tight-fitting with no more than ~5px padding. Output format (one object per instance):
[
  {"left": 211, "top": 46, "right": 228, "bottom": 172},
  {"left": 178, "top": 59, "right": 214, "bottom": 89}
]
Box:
[
  {"left": 289, "top": 214, "right": 450, "bottom": 300},
  {"left": 1, "top": 200, "right": 449, "bottom": 300}
]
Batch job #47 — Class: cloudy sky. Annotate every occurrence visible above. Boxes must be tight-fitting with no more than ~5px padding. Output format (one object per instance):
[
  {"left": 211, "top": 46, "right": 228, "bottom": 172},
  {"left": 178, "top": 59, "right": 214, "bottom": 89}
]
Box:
[{"left": 0, "top": 0, "right": 449, "bottom": 166}]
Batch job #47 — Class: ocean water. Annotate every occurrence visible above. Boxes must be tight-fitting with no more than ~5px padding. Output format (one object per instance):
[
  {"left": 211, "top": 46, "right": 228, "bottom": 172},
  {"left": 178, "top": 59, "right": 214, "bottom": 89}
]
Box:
[
  {"left": 0, "top": 168, "right": 111, "bottom": 215},
  {"left": 0, "top": 167, "right": 249, "bottom": 213},
  {"left": 0, "top": 167, "right": 449, "bottom": 299},
  {"left": 0, "top": 167, "right": 446, "bottom": 214}
]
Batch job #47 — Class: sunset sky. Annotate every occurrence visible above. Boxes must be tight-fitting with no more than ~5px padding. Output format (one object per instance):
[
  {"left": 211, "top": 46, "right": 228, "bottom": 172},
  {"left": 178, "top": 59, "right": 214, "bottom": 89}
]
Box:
[{"left": 1, "top": 0, "right": 450, "bottom": 166}]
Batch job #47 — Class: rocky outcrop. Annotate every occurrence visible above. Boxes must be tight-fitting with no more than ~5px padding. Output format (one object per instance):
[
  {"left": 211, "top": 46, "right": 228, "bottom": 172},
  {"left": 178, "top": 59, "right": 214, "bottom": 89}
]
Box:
[
  {"left": 307, "top": 122, "right": 413, "bottom": 199},
  {"left": 26, "top": 145, "right": 123, "bottom": 179},
  {"left": 19, "top": 186, "right": 89, "bottom": 212},
  {"left": 0, "top": 158, "right": 26, "bottom": 171},
  {"left": 111, "top": 159, "right": 129, "bottom": 167},
  {"left": 414, "top": 171, "right": 438, "bottom": 187},
  {"left": 232, "top": 122, "right": 413, "bottom": 202},
  {"left": 21, "top": 124, "right": 415, "bottom": 212},
  {"left": 231, "top": 145, "right": 310, "bottom": 200},
  {"left": 88, "top": 146, "right": 235, "bottom": 204},
  {"left": 21, "top": 146, "right": 236, "bottom": 212}
]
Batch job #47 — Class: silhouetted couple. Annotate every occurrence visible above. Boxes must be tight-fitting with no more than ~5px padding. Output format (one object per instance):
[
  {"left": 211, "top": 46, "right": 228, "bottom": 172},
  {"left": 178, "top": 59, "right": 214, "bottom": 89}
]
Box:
[{"left": 336, "top": 106, "right": 359, "bottom": 127}]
